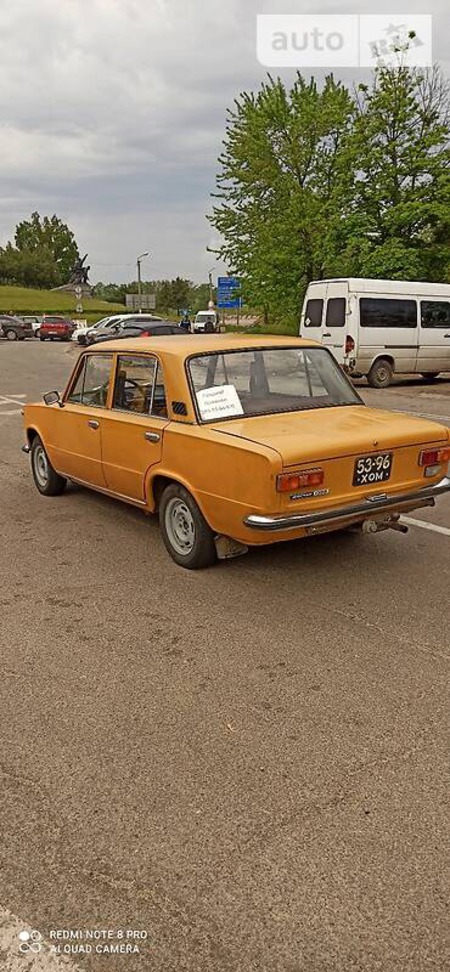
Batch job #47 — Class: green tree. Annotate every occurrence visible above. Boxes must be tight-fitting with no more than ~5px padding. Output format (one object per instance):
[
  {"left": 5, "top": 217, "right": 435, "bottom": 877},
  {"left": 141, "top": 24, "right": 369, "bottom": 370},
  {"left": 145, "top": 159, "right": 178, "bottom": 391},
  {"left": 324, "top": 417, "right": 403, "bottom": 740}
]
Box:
[
  {"left": 337, "top": 64, "right": 450, "bottom": 281},
  {"left": 210, "top": 74, "right": 356, "bottom": 321},
  {"left": 14, "top": 211, "right": 79, "bottom": 284},
  {"left": 0, "top": 242, "right": 60, "bottom": 289}
]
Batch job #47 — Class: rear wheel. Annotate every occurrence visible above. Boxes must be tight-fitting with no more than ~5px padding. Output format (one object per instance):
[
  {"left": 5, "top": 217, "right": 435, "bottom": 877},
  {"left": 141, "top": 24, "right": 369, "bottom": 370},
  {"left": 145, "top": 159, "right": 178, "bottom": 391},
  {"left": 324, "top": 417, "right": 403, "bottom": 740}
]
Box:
[
  {"left": 31, "top": 436, "right": 67, "bottom": 496},
  {"left": 159, "top": 483, "right": 217, "bottom": 569},
  {"left": 5, "top": 329, "right": 18, "bottom": 341},
  {"left": 368, "top": 358, "right": 393, "bottom": 389}
]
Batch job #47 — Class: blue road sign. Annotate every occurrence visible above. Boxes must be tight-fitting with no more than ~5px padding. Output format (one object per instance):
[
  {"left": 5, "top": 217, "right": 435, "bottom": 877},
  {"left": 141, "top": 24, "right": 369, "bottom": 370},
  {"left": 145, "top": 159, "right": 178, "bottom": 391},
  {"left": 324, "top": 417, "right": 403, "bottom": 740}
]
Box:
[{"left": 217, "top": 276, "right": 242, "bottom": 309}]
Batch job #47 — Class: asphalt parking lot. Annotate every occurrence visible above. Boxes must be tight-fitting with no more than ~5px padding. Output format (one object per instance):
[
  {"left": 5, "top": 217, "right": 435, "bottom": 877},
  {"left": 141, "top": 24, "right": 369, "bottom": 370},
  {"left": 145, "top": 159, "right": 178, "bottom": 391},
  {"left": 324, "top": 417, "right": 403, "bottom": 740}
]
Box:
[{"left": 1, "top": 341, "right": 449, "bottom": 972}]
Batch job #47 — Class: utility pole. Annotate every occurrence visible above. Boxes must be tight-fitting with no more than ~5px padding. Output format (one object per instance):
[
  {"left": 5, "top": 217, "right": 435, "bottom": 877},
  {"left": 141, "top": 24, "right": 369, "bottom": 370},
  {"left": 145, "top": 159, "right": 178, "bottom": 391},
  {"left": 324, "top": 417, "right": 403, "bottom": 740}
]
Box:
[{"left": 136, "top": 252, "right": 149, "bottom": 312}]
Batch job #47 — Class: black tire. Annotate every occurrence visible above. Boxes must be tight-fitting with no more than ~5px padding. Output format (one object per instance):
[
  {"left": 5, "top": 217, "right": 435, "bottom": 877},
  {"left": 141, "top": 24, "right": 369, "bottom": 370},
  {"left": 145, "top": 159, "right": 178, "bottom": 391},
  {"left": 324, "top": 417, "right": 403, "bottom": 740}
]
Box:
[
  {"left": 40, "top": 336, "right": 46, "bottom": 341},
  {"left": 5, "top": 329, "right": 18, "bottom": 341},
  {"left": 30, "top": 435, "right": 67, "bottom": 496},
  {"left": 421, "top": 372, "right": 440, "bottom": 381},
  {"left": 35, "top": 328, "right": 41, "bottom": 338},
  {"left": 50, "top": 336, "right": 54, "bottom": 341},
  {"left": 367, "top": 358, "right": 393, "bottom": 388},
  {"left": 159, "top": 483, "right": 217, "bottom": 569}
]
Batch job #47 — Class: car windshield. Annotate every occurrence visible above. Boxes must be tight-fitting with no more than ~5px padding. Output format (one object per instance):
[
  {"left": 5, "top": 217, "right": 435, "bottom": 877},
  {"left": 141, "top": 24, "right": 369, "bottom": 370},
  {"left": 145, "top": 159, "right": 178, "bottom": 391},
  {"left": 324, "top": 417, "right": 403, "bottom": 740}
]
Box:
[{"left": 188, "top": 346, "right": 361, "bottom": 422}]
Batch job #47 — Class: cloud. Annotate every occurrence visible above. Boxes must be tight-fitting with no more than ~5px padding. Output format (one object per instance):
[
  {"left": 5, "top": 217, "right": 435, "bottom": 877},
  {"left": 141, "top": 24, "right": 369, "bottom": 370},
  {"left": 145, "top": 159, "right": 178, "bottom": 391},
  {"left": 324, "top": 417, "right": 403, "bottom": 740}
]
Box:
[{"left": 0, "top": 0, "right": 448, "bottom": 282}]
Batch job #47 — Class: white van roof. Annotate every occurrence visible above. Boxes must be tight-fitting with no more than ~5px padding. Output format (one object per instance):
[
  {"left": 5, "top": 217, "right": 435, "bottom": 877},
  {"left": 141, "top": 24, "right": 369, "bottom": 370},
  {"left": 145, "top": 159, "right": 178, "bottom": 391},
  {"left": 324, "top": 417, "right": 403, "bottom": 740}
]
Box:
[{"left": 307, "top": 278, "right": 450, "bottom": 296}]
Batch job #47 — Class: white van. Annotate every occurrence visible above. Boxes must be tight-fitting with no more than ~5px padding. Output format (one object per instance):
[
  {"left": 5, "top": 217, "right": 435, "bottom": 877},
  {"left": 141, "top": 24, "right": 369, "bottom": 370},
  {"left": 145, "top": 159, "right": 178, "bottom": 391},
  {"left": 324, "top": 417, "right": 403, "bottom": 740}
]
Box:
[
  {"left": 299, "top": 278, "right": 450, "bottom": 387},
  {"left": 193, "top": 310, "right": 219, "bottom": 333}
]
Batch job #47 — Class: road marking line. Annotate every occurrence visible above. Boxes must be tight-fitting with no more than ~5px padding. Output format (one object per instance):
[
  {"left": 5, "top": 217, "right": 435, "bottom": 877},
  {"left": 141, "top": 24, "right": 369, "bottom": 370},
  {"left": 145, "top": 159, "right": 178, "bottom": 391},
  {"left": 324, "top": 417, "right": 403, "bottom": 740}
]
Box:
[
  {"left": 0, "top": 410, "right": 23, "bottom": 416},
  {"left": 0, "top": 395, "right": 27, "bottom": 407},
  {"left": 402, "top": 516, "right": 450, "bottom": 537}
]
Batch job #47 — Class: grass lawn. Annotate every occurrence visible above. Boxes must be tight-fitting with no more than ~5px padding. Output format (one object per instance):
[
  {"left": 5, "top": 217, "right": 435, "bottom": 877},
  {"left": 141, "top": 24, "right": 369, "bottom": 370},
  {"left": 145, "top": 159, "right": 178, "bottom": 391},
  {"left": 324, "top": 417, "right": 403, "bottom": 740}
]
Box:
[{"left": 0, "top": 285, "right": 125, "bottom": 323}]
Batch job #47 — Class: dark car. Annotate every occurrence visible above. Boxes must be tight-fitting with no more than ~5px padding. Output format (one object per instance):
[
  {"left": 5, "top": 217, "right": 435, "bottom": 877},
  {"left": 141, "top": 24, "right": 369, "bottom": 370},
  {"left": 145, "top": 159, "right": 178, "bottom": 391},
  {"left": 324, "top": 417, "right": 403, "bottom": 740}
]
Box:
[
  {"left": 0, "top": 315, "right": 33, "bottom": 341},
  {"left": 92, "top": 320, "right": 183, "bottom": 344},
  {"left": 39, "top": 317, "right": 75, "bottom": 342}
]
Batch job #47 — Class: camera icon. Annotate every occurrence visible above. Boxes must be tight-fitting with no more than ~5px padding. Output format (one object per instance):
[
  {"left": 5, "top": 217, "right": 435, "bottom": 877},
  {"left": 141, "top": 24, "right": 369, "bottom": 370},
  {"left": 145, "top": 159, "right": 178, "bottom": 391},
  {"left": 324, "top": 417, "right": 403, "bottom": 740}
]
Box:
[{"left": 18, "top": 929, "right": 43, "bottom": 954}]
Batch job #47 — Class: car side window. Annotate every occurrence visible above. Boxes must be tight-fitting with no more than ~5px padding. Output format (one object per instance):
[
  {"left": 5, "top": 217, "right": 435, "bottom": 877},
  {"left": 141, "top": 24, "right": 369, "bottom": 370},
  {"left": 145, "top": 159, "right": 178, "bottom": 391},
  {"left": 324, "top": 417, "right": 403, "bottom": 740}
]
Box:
[
  {"left": 113, "top": 355, "right": 156, "bottom": 414},
  {"left": 67, "top": 354, "right": 113, "bottom": 408},
  {"left": 113, "top": 355, "right": 168, "bottom": 417},
  {"left": 421, "top": 300, "right": 450, "bottom": 328},
  {"left": 304, "top": 299, "right": 323, "bottom": 327}
]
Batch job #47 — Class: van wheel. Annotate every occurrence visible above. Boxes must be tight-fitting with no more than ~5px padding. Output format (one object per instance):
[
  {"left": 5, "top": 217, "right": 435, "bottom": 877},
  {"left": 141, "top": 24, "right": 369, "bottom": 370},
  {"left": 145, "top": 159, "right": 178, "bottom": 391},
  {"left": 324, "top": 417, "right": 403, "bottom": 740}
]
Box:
[
  {"left": 31, "top": 436, "right": 67, "bottom": 496},
  {"left": 421, "top": 372, "right": 439, "bottom": 381},
  {"left": 368, "top": 358, "right": 393, "bottom": 388},
  {"left": 159, "top": 483, "right": 217, "bottom": 569}
]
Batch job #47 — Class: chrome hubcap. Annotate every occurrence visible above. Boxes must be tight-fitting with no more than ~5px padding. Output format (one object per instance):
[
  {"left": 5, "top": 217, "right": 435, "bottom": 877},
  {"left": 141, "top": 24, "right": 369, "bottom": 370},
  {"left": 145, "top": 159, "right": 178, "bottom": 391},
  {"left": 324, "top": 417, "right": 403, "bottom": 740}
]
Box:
[
  {"left": 33, "top": 445, "right": 49, "bottom": 487},
  {"left": 165, "top": 498, "right": 195, "bottom": 555},
  {"left": 6, "top": 330, "right": 16, "bottom": 341}
]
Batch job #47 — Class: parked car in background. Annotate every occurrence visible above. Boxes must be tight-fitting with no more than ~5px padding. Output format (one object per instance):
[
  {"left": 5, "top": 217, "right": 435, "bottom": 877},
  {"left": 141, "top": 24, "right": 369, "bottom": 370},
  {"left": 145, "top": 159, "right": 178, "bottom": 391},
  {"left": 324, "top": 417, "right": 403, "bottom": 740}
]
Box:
[
  {"left": 21, "top": 315, "right": 44, "bottom": 337},
  {"left": 300, "top": 277, "right": 450, "bottom": 387},
  {"left": 22, "top": 335, "right": 450, "bottom": 570},
  {"left": 75, "top": 315, "right": 122, "bottom": 345},
  {"left": 39, "top": 317, "right": 75, "bottom": 342},
  {"left": 84, "top": 315, "right": 163, "bottom": 346},
  {"left": 0, "top": 315, "right": 34, "bottom": 341},
  {"left": 92, "top": 320, "right": 183, "bottom": 344}
]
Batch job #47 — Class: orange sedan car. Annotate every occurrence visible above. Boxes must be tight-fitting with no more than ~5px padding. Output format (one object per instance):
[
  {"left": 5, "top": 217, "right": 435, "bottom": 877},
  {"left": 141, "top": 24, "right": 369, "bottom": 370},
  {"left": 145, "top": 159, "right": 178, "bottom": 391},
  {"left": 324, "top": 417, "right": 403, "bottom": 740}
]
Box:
[{"left": 22, "top": 335, "right": 450, "bottom": 568}]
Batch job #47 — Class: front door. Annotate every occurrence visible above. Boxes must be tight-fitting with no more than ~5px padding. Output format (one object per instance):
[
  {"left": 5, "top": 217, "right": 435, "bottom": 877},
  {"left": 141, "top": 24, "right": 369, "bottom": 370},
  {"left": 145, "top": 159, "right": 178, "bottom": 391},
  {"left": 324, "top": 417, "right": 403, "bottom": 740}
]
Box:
[
  {"left": 50, "top": 353, "right": 113, "bottom": 486},
  {"left": 100, "top": 353, "right": 168, "bottom": 502},
  {"left": 417, "top": 299, "right": 450, "bottom": 374}
]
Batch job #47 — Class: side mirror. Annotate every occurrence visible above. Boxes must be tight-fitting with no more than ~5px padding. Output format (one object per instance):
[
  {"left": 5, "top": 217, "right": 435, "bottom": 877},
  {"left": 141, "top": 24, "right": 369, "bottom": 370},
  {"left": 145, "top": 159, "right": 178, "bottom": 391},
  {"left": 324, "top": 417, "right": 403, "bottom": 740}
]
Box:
[{"left": 43, "top": 390, "right": 63, "bottom": 407}]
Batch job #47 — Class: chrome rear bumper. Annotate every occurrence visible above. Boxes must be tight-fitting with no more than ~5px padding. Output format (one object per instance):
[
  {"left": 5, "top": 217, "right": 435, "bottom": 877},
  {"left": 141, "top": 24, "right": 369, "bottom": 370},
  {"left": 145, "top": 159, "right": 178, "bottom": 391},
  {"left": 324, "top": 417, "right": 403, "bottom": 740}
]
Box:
[{"left": 244, "top": 476, "right": 450, "bottom": 533}]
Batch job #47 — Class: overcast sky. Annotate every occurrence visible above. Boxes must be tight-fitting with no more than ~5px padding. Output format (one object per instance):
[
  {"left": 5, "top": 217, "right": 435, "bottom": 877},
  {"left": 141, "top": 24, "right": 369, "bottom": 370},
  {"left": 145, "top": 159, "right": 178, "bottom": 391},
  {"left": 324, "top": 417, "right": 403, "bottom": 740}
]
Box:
[{"left": 0, "top": 0, "right": 447, "bottom": 284}]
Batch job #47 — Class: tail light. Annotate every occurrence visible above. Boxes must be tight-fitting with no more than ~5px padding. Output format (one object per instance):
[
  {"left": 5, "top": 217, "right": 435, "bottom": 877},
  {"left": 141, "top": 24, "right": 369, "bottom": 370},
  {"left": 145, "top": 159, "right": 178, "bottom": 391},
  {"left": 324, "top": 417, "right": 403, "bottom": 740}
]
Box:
[
  {"left": 418, "top": 447, "right": 450, "bottom": 466},
  {"left": 277, "top": 468, "right": 324, "bottom": 492},
  {"left": 345, "top": 335, "right": 355, "bottom": 355}
]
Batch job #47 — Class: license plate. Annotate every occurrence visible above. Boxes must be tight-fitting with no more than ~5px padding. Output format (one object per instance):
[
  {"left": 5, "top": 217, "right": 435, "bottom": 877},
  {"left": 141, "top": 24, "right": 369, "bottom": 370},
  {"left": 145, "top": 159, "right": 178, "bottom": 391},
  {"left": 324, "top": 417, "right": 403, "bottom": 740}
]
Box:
[{"left": 353, "top": 452, "right": 392, "bottom": 486}]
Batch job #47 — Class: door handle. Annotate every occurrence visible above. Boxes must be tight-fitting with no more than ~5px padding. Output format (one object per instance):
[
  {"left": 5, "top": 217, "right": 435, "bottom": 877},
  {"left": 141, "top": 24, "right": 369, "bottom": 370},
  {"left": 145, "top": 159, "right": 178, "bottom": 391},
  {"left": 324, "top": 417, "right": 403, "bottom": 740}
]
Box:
[
  {"left": 444, "top": 334, "right": 450, "bottom": 338},
  {"left": 88, "top": 419, "right": 99, "bottom": 430},
  {"left": 323, "top": 332, "right": 331, "bottom": 338},
  {"left": 145, "top": 431, "right": 160, "bottom": 443}
]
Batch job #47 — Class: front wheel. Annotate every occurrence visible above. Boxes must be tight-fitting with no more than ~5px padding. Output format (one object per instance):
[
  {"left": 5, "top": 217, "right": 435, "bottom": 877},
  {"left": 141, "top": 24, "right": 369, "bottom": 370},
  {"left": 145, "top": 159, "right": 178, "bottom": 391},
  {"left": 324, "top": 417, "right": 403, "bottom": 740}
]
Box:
[
  {"left": 40, "top": 336, "right": 46, "bottom": 341},
  {"left": 367, "top": 358, "right": 393, "bottom": 388},
  {"left": 159, "top": 483, "right": 217, "bottom": 569},
  {"left": 31, "top": 436, "right": 67, "bottom": 496}
]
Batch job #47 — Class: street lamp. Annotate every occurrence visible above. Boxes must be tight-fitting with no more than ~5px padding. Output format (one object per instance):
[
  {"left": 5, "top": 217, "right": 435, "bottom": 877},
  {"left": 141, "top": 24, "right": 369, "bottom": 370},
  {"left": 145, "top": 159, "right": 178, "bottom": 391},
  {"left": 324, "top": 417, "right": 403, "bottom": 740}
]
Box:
[
  {"left": 136, "top": 251, "right": 149, "bottom": 312},
  {"left": 208, "top": 267, "right": 215, "bottom": 308}
]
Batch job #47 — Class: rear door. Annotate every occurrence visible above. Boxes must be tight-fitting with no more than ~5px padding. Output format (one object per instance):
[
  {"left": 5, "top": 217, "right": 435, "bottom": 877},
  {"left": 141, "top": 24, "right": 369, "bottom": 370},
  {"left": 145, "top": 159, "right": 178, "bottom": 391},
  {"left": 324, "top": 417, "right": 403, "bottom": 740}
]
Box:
[
  {"left": 418, "top": 299, "right": 450, "bottom": 374},
  {"left": 321, "top": 282, "right": 348, "bottom": 364},
  {"left": 300, "top": 287, "right": 325, "bottom": 345},
  {"left": 101, "top": 353, "right": 168, "bottom": 502}
]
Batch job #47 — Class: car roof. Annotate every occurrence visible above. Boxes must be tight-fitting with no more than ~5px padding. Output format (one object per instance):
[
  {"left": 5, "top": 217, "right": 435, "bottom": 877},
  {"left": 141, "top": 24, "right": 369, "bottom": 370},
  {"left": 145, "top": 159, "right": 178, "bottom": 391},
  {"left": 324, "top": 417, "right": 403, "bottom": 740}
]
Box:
[{"left": 86, "top": 333, "right": 319, "bottom": 357}]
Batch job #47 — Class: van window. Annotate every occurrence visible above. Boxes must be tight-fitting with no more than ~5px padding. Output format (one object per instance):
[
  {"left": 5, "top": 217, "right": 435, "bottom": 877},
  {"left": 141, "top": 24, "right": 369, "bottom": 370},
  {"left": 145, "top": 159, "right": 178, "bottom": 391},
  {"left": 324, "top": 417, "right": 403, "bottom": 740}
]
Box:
[
  {"left": 421, "top": 301, "right": 450, "bottom": 328},
  {"left": 325, "top": 297, "right": 346, "bottom": 327},
  {"left": 304, "top": 299, "right": 323, "bottom": 327},
  {"left": 360, "top": 298, "right": 417, "bottom": 328}
]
